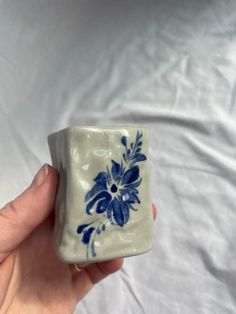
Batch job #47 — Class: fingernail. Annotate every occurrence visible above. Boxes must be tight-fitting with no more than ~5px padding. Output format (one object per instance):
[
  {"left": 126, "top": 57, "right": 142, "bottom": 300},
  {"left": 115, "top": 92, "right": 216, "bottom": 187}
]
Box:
[
  {"left": 31, "top": 164, "right": 49, "bottom": 188},
  {"left": 152, "top": 203, "right": 157, "bottom": 220}
]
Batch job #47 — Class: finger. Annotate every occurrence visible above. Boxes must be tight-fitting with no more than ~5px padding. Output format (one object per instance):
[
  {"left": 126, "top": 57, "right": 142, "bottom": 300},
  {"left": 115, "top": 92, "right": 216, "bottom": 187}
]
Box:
[
  {"left": 0, "top": 164, "right": 58, "bottom": 262},
  {"left": 152, "top": 203, "right": 157, "bottom": 220},
  {"left": 82, "top": 258, "right": 124, "bottom": 284}
]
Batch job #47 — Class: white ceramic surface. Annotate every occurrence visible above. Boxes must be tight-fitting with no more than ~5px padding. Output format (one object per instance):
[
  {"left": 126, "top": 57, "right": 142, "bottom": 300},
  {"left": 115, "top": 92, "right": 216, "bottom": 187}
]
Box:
[{"left": 48, "top": 126, "right": 153, "bottom": 263}]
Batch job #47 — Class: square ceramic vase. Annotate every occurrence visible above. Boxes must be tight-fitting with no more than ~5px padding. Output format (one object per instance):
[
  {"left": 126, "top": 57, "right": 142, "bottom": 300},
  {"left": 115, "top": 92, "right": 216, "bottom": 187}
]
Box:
[{"left": 48, "top": 126, "right": 154, "bottom": 263}]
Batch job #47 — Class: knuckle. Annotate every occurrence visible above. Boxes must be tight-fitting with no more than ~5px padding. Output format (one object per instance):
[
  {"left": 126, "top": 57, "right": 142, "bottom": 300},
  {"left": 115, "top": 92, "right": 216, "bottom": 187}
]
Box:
[
  {"left": 2, "top": 200, "right": 32, "bottom": 232},
  {"left": 5, "top": 200, "right": 21, "bottom": 216}
]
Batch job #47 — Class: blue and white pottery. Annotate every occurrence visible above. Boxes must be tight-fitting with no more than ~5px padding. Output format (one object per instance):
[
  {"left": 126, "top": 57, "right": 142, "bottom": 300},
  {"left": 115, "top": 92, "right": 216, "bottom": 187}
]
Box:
[{"left": 48, "top": 126, "right": 154, "bottom": 263}]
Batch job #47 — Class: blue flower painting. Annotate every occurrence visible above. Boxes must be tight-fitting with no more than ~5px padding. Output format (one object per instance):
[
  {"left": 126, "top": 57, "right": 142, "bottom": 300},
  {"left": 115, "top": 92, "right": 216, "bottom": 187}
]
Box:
[{"left": 77, "top": 130, "right": 147, "bottom": 259}]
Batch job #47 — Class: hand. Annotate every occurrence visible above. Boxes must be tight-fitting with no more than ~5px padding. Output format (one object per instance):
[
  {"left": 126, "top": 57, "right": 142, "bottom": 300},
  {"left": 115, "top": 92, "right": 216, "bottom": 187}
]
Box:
[{"left": 0, "top": 164, "right": 157, "bottom": 314}]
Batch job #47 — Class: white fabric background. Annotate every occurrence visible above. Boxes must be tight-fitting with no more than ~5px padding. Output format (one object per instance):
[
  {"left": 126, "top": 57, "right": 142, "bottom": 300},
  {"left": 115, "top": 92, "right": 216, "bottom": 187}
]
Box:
[{"left": 1, "top": 0, "right": 236, "bottom": 313}]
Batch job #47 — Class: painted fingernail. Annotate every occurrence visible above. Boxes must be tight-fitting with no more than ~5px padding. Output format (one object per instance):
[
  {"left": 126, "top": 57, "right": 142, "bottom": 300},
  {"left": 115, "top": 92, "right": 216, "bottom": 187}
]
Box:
[
  {"left": 31, "top": 164, "right": 49, "bottom": 188},
  {"left": 152, "top": 203, "right": 157, "bottom": 220}
]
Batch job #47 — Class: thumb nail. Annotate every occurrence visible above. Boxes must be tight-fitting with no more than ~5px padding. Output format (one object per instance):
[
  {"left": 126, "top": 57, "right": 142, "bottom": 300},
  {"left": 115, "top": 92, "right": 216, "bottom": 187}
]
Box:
[{"left": 31, "top": 164, "right": 49, "bottom": 188}]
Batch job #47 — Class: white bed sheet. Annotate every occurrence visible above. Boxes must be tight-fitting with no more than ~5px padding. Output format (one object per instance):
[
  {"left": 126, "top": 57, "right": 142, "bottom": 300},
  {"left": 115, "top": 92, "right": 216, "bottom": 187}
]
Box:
[{"left": 1, "top": 1, "right": 236, "bottom": 313}]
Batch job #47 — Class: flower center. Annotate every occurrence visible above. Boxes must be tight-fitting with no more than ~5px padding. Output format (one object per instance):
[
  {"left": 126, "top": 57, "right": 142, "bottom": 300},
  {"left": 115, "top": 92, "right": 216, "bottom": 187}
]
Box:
[{"left": 110, "top": 184, "right": 118, "bottom": 193}]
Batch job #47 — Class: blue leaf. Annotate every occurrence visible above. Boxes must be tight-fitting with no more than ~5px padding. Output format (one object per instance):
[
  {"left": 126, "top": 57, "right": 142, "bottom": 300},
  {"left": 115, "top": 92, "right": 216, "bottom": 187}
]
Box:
[
  {"left": 137, "top": 141, "right": 142, "bottom": 147},
  {"left": 135, "top": 147, "right": 141, "bottom": 153},
  {"left": 138, "top": 131, "right": 143, "bottom": 140},
  {"left": 130, "top": 154, "right": 147, "bottom": 166},
  {"left": 121, "top": 166, "right": 139, "bottom": 185},
  {"left": 96, "top": 194, "right": 111, "bottom": 213},
  {"left": 77, "top": 223, "right": 91, "bottom": 234},
  {"left": 86, "top": 191, "right": 111, "bottom": 215},
  {"left": 96, "top": 228, "right": 101, "bottom": 235},
  {"left": 102, "top": 224, "right": 106, "bottom": 231},
  {"left": 123, "top": 153, "right": 127, "bottom": 162},
  {"left": 111, "top": 160, "right": 121, "bottom": 181},
  {"left": 135, "top": 131, "right": 142, "bottom": 146},
  {"left": 91, "top": 240, "right": 96, "bottom": 257},
  {"left": 82, "top": 227, "right": 95, "bottom": 245},
  {"left": 127, "top": 149, "right": 131, "bottom": 156},
  {"left": 121, "top": 136, "right": 127, "bottom": 147},
  {"left": 94, "top": 172, "right": 108, "bottom": 186},
  {"left": 133, "top": 153, "right": 147, "bottom": 162},
  {"left": 85, "top": 183, "right": 106, "bottom": 202}
]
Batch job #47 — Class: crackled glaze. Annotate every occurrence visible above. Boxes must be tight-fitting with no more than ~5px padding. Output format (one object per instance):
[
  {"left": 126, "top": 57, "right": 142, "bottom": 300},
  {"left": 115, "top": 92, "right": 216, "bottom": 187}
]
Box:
[{"left": 48, "top": 126, "right": 153, "bottom": 263}]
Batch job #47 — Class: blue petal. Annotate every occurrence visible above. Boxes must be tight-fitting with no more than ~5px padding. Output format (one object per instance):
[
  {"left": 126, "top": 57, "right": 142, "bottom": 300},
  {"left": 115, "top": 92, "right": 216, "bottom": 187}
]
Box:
[
  {"left": 120, "top": 188, "right": 140, "bottom": 204},
  {"left": 86, "top": 191, "right": 111, "bottom": 215},
  {"left": 111, "top": 160, "right": 121, "bottom": 181},
  {"left": 94, "top": 172, "right": 108, "bottom": 186},
  {"left": 109, "top": 197, "right": 129, "bottom": 227},
  {"left": 121, "top": 201, "right": 129, "bottom": 225},
  {"left": 124, "top": 178, "right": 142, "bottom": 189},
  {"left": 77, "top": 223, "right": 91, "bottom": 234},
  {"left": 121, "top": 201, "right": 130, "bottom": 225},
  {"left": 82, "top": 227, "right": 95, "bottom": 245},
  {"left": 96, "top": 193, "right": 111, "bottom": 213},
  {"left": 85, "top": 183, "right": 106, "bottom": 202},
  {"left": 121, "top": 187, "right": 138, "bottom": 194},
  {"left": 121, "top": 166, "right": 139, "bottom": 185},
  {"left": 127, "top": 192, "right": 140, "bottom": 204}
]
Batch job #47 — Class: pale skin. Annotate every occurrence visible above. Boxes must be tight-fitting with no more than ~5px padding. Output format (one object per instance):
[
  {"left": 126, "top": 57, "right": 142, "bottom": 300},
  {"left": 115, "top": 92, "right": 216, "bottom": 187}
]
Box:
[{"left": 0, "top": 165, "right": 157, "bottom": 314}]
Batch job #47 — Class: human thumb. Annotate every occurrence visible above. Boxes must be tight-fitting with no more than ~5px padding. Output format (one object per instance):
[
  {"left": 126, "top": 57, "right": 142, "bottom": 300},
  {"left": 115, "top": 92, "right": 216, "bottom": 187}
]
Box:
[{"left": 0, "top": 164, "right": 58, "bottom": 262}]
